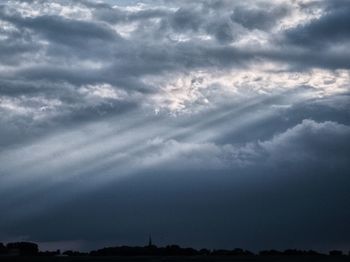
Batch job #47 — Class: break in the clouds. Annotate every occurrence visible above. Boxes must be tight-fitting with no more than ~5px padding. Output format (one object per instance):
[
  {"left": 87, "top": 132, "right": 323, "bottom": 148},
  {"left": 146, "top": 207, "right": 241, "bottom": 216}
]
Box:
[{"left": 0, "top": 0, "right": 350, "bottom": 252}]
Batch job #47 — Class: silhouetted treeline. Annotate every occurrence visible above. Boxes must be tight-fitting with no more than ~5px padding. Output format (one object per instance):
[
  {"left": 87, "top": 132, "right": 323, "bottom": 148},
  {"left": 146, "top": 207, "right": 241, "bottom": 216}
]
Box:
[
  {"left": 0, "top": 241, "right": 349, "bottom": 258},
  {"left": 62, "top": 250, "right": 88, "bottom": 257},
  {"left": 0, "top": 242, "right": 38, "bottom": 256},
  {"left": 90, "top": 245, "right": 200, "bottom": 256},
  {"left": 0, "top": 243, "right": 6, "bottom": 254},
  {"left": 259, "top": 249, "right": 322, "bottom": 256},
  {"left": 89, "top": 245, "right": 347, "bottom": 257}
]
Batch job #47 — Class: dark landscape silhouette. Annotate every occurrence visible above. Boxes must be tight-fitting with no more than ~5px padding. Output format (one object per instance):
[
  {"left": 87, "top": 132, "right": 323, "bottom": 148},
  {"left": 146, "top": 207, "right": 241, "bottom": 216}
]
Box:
[{"left": 0, "top": 241, "right": 349, "bottom": 261}]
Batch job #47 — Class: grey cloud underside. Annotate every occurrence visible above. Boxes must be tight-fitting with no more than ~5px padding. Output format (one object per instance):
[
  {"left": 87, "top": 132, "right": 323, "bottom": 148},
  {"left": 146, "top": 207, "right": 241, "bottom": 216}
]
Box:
[
  {"left": 0, "top": 0, "right": 349, "bottom": 123},
  {"left": 1, "top": 116, "right": 349, "bottom": 250},
  {"left": 0, "top": 0, "right": 350, "bottom": 251},
  {"left": 285, "top": 0, "right": 350, "bottom": 47},
  {"left": 231, "top": 3, "right": 290, "bottom": 31}
]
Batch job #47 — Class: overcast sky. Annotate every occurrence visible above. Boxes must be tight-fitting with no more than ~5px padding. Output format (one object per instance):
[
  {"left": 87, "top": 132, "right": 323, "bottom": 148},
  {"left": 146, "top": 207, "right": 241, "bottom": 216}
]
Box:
[{"left": 0, "top": 0, "right": 350, "bottom": 252}]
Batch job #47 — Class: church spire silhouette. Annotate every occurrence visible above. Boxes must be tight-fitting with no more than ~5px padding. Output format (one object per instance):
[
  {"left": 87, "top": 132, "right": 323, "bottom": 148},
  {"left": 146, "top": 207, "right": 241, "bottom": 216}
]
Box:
[{"left": 148, "top": 234, "right": 153, "bottom": 247}]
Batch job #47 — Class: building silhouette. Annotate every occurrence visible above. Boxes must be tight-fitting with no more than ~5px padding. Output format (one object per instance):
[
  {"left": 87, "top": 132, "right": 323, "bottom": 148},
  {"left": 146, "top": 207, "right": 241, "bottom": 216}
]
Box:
[{"left": 148, "top": 235, "right": 154, "bottom": 247}]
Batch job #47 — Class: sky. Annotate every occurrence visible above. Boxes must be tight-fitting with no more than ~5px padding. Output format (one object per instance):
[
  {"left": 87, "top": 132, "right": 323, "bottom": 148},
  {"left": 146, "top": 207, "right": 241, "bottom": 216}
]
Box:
[{"left": 0, "top": 0, "right": 350, "bottom": 252}]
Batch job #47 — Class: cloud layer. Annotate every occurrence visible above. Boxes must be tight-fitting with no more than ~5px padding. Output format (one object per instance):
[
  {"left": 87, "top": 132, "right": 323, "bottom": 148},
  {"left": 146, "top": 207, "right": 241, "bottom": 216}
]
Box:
[{"left": 0, "top": 0, "right": 349, "bottom": 251}]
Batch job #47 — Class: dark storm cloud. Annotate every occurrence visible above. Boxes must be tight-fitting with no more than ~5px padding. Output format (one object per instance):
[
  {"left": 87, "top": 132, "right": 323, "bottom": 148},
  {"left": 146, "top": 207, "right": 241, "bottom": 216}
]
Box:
[
  {"left": 0, "top": 39, "right": 38, "bottom": 65},
  {"left": 285, "top": 1, "right": 350, "bottom": 48},
  {"left": 257, "top": 119, "right": 350, "bottom": 166},
  {"left": 214, "top": 92, "right": 350, "bottom": 146},
  {"left": 16, "top": 65, "right": 110, "bottom": 86},
  {"left": 92, "top": 4, "right": 171, "bottom": 24},
  {"left": 260, "top": 47, "right": 350, "bottom": 70},
  {"left": 231, "top": 3, "right": 290, "bottom": 31},
  {"left": 0, "top": 22, "right": 38, "bottom": 65},
  {"left": 0, "top": 7, "right": 121, "bottom": 47},
  {"left": 169, "top": 7, "right": 203, "bottom": 32},
  {"left": 0, "top": 0, "right": 348, "bottom": 108},
  {"left": 1, "top": 116, "right": 349, "bottom": 250},
  {"left": 0, "top": 0, "right": 348, "bottom": 141}
]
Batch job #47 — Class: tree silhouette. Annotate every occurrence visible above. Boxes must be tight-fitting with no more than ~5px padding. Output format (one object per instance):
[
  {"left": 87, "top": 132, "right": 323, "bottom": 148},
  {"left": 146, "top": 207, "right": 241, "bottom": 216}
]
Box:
[
  {"left": 0, "top": 243, "right": 7, "bottom": 254},
  {"left": 6, "top": 242, "right": 38, "bottom": 256},
  {"left": 0, "top": 240, "right": 348, "bottom": 259},
  {"left": 329, "top": 250, "right": 343, "bottom": 256}
]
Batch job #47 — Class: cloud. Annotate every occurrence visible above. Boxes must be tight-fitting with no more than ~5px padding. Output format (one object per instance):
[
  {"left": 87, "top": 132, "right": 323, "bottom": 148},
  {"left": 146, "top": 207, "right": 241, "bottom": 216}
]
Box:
[
  {"left": 0, "top": 0, "right": 348, "bottom": 146},
  {"left": 1, "top": 118, "right": 350, "bottom": 249},
  {"left": 231, "top": 3, "right": 290, "bottom": 31},
  {"left": 284, "top": 0, "right": 350, "bottom": 48},
  {"left": 0, "top": 0, "right": 349, "bottom": 250},
  {"left": 258, "top": 119, "right": 350, "bottom": 166}
]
